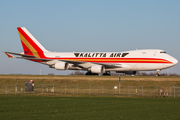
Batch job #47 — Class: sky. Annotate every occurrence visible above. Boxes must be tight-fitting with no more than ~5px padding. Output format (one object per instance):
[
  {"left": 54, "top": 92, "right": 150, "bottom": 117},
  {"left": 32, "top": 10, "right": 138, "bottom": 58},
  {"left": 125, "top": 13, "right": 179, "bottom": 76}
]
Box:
[{"left": 0, "top": 0, "right": 180, "bottom": 75}]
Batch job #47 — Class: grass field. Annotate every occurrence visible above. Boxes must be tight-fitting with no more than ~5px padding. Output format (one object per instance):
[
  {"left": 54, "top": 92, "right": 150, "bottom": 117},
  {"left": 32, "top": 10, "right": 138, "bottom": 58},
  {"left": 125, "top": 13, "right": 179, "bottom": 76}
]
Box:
[
  {"left": 0, "top": 95, "right": 180, "bottom": 120},
  {"left": 0, "top": 75, "right": 180, "bottom": 97},
  {"left": 0, "top": 75, "right": 180, "bottom": 87},
  {"left": 0, "top": 75, "right": 180, "bottom": 119}
]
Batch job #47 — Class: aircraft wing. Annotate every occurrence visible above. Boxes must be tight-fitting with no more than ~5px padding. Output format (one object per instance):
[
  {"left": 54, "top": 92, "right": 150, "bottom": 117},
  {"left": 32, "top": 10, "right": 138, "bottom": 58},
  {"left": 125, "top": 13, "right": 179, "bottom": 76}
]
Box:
[
  {"left": 58, "top": 59, "right": 122, "bottom": 68},
  {"left": 20, "top": 57, "right": 122, "bottom": 68},
  {"left": 4, "top": 52, "right": 122, "bottom": 68}
]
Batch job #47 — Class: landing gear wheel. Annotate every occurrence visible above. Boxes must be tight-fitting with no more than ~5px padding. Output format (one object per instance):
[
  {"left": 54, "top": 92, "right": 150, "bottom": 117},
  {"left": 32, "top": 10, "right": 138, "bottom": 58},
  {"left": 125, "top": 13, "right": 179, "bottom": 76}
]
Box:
[
  {"left": 85, "top": 72, "right": 99, "bottom": 75},
  {"left": 156, "top": 74, "right": 160, "bottom": 76},
  {"left": 102, "top": 71, "right": 111, "bottom": 76}
]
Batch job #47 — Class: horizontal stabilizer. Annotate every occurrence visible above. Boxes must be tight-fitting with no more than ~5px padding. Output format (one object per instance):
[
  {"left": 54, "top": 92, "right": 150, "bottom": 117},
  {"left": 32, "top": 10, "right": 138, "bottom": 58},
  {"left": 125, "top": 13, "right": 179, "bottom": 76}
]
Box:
[
  {"left": 5, "top": 52, "right": 14, "bottom": 58},
  {"left": 3, "top": 51, "right": 37, "bottom": 58}
]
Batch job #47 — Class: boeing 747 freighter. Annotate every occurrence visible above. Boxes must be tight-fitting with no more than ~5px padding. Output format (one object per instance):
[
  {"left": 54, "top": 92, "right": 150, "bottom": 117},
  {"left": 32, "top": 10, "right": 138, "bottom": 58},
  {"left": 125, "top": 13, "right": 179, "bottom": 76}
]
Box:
[{"left": 4, "top": 27, "right": 178, "bottom": 76}]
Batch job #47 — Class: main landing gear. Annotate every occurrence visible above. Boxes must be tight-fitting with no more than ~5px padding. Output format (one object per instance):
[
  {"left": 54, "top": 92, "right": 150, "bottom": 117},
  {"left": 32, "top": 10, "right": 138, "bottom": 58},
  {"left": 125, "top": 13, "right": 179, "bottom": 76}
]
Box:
[
  {"left": 85, "top": 72, "right": 99, "bottom": 75},
  {"left": 102, "top": 71, "right": 111, "bottom": 76},
  {"left": 85, "top": 71, "right": 111, "bottom": 76},
  {"left": 156, "top": 69, "right": 161, "bottom": 76}
]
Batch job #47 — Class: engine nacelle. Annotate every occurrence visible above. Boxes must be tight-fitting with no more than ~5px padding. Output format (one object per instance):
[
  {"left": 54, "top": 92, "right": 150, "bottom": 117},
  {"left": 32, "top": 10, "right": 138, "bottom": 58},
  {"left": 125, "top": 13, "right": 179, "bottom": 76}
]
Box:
[
  {"left": 91, "top": 65, "right": 105, "bottom": 73},
  {"left": 116, "top": 71, "right": 137, "bottom": 75},
  {"left": 54, "top": 62, "right": 69, "bottom": 70}
]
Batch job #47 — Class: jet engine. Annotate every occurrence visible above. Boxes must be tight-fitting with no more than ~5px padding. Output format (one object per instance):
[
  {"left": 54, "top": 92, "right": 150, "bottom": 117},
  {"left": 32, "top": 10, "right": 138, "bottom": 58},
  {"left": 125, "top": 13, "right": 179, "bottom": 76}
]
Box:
[
  {"left": 54, "top": 62, "right": 69, "bottom": 70},
  {"left": 116, "top": 71, "right": 137, "bottom": 75},
  {"left": 91, "top": 65, "right": 105, "bottom": 73}
]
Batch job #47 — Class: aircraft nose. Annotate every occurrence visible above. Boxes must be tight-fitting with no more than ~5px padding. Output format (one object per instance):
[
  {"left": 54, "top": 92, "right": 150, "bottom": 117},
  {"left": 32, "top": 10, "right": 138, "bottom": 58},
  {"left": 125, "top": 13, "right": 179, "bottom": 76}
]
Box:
[
  {"left": 171, "top": 57, "right": 178, "bottom": 65},
  {"left": 170, "top": 57, "right": 178, "bottom": 66}
]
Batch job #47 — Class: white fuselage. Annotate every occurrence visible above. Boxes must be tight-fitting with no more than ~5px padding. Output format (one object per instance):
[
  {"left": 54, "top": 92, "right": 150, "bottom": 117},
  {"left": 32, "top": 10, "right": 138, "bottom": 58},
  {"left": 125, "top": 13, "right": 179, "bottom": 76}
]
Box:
[{"left": 42, "top": 49, "right": 178, "bottom": 72}]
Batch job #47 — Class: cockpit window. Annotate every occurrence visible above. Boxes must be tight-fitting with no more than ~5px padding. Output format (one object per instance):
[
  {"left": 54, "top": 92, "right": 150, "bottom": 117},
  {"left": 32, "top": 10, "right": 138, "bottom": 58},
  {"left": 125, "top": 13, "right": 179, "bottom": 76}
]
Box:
[{"left": 160, "top": 51, "right": 166, "bottom": 53}]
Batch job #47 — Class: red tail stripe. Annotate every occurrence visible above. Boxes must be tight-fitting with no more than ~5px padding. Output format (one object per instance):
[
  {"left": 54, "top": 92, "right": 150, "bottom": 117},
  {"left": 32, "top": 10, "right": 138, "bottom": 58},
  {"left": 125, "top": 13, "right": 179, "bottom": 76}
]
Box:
[{"left": 21, "top": 41, "right": 34, "bottom": 56}]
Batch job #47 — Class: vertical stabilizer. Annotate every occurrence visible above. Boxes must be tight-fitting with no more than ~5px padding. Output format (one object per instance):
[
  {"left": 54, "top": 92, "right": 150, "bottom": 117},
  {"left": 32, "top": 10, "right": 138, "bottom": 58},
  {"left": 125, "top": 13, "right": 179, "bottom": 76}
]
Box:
[{"left": 17, "top": 27, "right": 48, "bottom": 58}]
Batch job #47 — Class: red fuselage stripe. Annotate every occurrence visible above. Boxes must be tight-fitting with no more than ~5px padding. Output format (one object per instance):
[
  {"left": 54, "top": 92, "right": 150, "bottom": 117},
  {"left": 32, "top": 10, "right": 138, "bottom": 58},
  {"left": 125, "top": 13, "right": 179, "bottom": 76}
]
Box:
[{"left": 42, "top": 57, "right": 172, "bottom": 64}]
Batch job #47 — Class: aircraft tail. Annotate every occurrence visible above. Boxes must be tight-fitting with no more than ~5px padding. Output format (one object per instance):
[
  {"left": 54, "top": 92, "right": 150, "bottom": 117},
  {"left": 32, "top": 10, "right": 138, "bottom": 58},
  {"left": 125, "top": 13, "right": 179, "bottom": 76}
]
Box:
[{"left": 17, "top": 27, "right": 48, "bottom": 58}]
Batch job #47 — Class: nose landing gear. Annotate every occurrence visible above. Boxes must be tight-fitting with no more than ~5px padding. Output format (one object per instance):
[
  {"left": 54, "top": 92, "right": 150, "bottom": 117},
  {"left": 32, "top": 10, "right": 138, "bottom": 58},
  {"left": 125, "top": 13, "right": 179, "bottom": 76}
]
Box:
[{"left": 156, "top": 69, "right": 161, "bottom": 76}]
